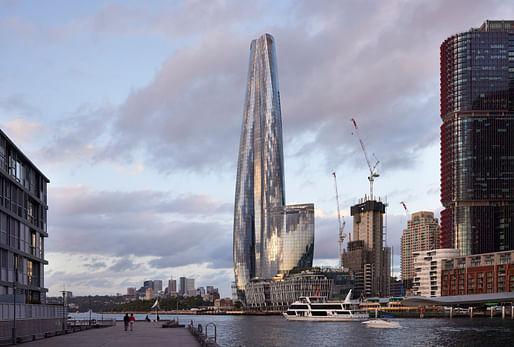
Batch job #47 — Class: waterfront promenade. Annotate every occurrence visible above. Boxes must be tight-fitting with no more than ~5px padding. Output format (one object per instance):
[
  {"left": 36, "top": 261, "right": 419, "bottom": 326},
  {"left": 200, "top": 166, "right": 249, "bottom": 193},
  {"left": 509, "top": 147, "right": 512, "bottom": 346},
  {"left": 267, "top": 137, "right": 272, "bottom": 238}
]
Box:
[{"left": 22, "top": 322, "right": 200, "bottom": 347}]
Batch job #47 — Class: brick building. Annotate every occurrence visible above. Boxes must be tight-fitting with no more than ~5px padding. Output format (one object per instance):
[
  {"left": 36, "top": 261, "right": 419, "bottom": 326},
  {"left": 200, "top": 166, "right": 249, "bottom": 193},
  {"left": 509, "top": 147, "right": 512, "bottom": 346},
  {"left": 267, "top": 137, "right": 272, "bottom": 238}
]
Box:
[{"left": 441, "top": 250, "right": 514, "bottom": 296}]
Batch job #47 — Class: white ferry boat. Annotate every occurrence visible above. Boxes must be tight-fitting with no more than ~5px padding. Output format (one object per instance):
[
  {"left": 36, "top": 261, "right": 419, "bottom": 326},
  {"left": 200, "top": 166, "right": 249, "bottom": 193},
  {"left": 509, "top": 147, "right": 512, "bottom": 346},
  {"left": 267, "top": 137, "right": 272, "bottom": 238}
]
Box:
[
  {"left": 283, "top": 290, "right": 369, "bottom": 321},
  {"left": 362, "top": 318, "right": 401, "bottom": 329}
]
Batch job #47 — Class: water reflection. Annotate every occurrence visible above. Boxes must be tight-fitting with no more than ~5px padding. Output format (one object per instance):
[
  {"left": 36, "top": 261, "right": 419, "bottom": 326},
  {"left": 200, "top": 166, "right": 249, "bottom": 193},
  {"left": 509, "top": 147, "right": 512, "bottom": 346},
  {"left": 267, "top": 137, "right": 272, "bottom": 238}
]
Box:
[{"left": 71, "top": 313, "right": 514, "bottom": 347}]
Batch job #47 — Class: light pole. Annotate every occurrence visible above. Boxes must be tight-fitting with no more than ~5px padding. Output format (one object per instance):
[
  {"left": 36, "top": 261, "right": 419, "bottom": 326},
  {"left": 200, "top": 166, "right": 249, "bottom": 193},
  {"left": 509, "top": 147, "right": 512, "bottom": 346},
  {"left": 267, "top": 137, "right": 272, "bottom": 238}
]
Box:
[
  {"left": 12, "top": 282, "right": 17, "bottom": 345},
  {"left": 60, "top": 291, "right": 66, "bottom": 331},
  {"left": 88, "top": 296, "right": 92, "bottom": 326}
]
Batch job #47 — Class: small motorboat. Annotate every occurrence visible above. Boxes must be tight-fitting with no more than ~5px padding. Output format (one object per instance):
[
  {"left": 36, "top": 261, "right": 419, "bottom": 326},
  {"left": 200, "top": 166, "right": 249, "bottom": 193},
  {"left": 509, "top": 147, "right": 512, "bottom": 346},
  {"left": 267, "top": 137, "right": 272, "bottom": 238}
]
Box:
[{"left": 362, "top": 319, "right": 401, "bottom": 329}]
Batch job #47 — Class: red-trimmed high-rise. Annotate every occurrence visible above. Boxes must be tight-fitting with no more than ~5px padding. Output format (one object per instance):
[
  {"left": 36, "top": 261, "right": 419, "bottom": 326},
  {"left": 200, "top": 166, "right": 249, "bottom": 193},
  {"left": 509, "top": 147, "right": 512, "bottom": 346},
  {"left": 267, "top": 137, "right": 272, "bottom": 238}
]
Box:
[{"left": 440, "top": 20, "right": 514, "bottom": 255}]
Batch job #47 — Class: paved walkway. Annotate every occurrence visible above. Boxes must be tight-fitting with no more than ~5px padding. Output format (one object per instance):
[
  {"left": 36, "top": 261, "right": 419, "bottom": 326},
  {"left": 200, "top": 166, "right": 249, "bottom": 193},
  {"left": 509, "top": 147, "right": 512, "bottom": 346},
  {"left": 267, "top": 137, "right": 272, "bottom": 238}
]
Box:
[{"left": 23, "top": 322, "right": 200, "bottom": 346}]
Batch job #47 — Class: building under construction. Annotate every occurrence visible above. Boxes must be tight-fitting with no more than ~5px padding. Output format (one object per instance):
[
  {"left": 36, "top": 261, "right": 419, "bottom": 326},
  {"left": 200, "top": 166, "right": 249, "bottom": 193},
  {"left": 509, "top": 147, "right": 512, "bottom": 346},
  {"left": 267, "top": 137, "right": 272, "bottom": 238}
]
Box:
[{"left": 343, "top": 197, "right": 390, "bottom": 298}]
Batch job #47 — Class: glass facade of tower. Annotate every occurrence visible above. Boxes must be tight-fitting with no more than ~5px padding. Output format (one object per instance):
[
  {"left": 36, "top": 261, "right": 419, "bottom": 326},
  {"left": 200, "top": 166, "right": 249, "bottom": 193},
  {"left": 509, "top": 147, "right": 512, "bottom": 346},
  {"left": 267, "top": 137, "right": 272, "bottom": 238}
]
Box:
[
  {"left": 234, "top": 34, "right": 314, "bottom": 298},
  {"left": 440, "top": 20, "right": 514, "bottom": 255}
]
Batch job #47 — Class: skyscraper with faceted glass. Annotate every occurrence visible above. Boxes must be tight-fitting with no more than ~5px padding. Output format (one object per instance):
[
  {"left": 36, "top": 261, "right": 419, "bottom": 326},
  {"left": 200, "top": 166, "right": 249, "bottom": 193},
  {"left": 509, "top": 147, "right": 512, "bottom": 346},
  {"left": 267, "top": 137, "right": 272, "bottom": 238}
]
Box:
[
  {"left": 440, "top": 20, "right": 514, "bottom": 255},
  {"left": 234, "top": 34, "right": 314, "bottom": 299}
]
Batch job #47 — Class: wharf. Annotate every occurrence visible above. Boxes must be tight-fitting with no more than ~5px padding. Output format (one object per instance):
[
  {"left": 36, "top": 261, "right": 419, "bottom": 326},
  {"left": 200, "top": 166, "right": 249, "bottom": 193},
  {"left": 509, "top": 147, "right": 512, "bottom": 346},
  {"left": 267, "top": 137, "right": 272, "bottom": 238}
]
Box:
[{"left": 21, "top": 322, "right": 200, "bottom": 347}]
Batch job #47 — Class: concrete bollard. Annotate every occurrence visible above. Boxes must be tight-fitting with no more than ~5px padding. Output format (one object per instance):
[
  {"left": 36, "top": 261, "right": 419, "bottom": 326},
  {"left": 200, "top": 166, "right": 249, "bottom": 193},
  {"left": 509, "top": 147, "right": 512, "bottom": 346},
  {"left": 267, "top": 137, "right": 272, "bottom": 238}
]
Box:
[
  {"left": 449, "top": 307, "right": 453, "bottom": 319},
  {"left": 470, "top": 307, "right": 473, "bottom": 318},
  {"left": 502, "top": 306, "right": 505, "bottom": 319},
  {"left": 490, "top": 306, "right": 493, "bottom": 318}
]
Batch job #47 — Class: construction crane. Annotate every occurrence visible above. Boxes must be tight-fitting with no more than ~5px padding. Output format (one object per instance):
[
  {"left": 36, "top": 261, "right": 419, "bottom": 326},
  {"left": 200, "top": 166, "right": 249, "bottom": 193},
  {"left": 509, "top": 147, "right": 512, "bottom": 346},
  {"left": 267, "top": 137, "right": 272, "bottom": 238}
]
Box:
[
  {"left": 332, "top": 172, "right": 346, "bottom": 269},
  {"left": 400, "top": 201, "right": 410, "bottom": 231},
  {"left": 351, "top": 118, "right": 380, "bottom": 200},
  {"left": 400, "top": 201, "right": 409, "bottom": 216}
]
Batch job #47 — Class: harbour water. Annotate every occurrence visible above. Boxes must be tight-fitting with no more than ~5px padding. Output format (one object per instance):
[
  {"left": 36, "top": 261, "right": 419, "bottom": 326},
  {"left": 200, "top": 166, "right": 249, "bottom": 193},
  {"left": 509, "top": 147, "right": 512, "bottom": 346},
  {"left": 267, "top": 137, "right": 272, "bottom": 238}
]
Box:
[{"left": 70, "top": 313, "right": 514, "bottom": 346}]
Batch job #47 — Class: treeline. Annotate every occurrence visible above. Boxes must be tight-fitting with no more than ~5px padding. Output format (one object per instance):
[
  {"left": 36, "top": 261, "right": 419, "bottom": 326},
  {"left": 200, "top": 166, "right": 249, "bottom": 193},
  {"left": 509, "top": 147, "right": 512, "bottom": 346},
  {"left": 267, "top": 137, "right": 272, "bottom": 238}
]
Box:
[
  {"left": 53, "top": 295, "right": 128, "bottom": 312},
  {"left": 113, "top": 296, "right": 211, "bottom": 312}
]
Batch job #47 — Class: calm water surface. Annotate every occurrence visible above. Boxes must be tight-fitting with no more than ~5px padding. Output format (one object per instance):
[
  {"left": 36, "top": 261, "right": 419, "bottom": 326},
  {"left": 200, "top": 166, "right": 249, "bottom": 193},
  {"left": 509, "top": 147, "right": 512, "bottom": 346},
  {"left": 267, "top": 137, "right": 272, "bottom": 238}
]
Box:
[{"left": 71, "top": 313, "right": 514, "bottom": 347}]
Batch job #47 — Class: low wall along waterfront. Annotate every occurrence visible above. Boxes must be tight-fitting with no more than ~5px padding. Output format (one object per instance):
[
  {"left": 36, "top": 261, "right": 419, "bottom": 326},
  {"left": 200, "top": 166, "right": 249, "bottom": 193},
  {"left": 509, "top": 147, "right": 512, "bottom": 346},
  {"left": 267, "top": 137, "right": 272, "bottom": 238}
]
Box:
[{"left": 0, "top": 303, "right": 66, "bottom": 340}]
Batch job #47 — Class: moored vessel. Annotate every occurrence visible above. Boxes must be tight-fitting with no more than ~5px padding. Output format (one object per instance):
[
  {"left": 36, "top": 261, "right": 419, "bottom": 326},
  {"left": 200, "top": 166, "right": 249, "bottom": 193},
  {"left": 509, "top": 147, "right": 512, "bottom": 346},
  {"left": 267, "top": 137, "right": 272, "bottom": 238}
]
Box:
[
  {"left": 283, "top": 290, "right": 368, "bottom": 321},
  {"left": 362, "top": 318, "right": 401, "bottom": 329}
]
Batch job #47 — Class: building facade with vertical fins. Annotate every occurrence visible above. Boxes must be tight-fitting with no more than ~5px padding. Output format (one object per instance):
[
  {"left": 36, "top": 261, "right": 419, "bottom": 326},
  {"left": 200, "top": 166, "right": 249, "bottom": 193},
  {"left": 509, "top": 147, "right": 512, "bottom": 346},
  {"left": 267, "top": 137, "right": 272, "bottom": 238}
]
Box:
[
  {"left": 440, "top": 20, "right": 514, "bottom": 255},
  {"left": 233, "top": 34, "right": 314, "bottom": 300},
  {"left": 0, "top": 129, "right": 49, "bottom": 304}
]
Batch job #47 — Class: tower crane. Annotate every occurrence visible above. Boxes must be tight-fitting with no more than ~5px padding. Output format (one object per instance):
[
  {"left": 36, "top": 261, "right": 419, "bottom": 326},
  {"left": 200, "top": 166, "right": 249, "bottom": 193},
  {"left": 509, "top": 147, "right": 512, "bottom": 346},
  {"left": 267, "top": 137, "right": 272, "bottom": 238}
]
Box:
[
  {"left": 332, "top": 172, "right": 346, "bottom": 269},
  {"left": 351, "top": 118, "right": 380, "bottom": 200},
  {"left": 400, "top": 201, "right": 410, "bottom": 231},
  {"left": 400, "top": 201, "right": 409, "bottom": 217}
]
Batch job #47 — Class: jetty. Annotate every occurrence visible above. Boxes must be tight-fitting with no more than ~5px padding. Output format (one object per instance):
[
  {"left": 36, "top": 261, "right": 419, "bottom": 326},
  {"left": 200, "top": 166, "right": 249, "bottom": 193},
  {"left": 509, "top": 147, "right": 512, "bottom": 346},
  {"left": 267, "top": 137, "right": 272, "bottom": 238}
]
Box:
[{"left": 21, "top": 321, "right": 200, "bottom": 347}]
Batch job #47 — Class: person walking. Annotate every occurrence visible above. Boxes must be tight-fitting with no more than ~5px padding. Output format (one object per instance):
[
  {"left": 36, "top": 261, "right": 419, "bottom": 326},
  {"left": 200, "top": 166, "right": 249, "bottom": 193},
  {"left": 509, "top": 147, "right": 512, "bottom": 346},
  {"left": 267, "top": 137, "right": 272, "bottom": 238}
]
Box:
[
  {"left": 123, "top": 313, "right": 129, "bottom": 331},
  {"left": 129, "top": 313, "right": 135, "bottom": 331}
]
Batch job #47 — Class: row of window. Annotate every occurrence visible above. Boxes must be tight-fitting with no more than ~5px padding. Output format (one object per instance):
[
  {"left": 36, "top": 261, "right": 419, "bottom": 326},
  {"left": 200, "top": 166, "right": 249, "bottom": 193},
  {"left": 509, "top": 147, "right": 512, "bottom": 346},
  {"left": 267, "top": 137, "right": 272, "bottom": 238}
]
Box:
[
  {"left": 0, "top": 176, "right": 47, "bottom": 232},
  {"left": 0, "top": 136, "right": 47, "bottom": 203}
]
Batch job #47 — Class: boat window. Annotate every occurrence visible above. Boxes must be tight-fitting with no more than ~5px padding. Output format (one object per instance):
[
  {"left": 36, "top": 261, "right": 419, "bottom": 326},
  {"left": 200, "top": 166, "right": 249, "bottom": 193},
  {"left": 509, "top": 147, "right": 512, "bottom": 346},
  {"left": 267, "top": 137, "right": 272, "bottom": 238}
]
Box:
[
  {"left": 336, "top": 311, "right": 350, "bottom": 315},
  {"left": 286, "top": 311, "right": 296, "bottom": 316},
  {"left": 290, "top": 305, "right": 309, "bottom": 310},
  {"left": 309, "top": 297, "right": 326, "bottom": 303},
  {"left": 311, "top": 311, "right": 328, "bottom": 316},
  {"left": 310, "top": 304, "right": 342, "bottom": 310}
]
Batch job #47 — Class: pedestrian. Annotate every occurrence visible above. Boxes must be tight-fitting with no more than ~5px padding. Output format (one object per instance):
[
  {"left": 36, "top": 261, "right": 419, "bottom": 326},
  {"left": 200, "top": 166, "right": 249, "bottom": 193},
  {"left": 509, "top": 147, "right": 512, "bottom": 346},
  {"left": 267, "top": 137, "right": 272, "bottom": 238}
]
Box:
[
  {"left": 129, "top": 313, "right": 135, "bottom": 331},
  {"left": 123, "top": 313, "right": 129, "bottom": 331}
]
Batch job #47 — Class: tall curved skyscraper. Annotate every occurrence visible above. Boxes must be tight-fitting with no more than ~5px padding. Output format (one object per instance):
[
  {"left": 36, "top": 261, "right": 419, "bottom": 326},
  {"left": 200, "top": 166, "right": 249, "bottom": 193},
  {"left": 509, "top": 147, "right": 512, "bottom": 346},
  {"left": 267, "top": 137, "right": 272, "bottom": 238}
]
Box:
[
  {"left": 234, "top": 34, "right": 314, "bottom": 300},
  {"left": 440, "top": 20, "right": 514, "bottom": 255}
]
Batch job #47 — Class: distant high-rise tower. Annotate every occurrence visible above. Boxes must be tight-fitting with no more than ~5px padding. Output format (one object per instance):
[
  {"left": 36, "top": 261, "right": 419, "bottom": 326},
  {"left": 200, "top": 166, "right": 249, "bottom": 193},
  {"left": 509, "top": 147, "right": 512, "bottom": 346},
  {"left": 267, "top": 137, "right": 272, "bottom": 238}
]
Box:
[
  {"left": 401, "top": 211, "right": 441, "bottom": 282},
  {"left": 440, "top": 20, "right": 514, "bottom": 255},
  {"left": 343, "top": 199, "right": 390, "bottom": 297},
  {"left": 233, "top": 34, "right": 315, "bottom": 299},
  {"left": 167, "top": 278, "right": 176, "bottom": 294}
]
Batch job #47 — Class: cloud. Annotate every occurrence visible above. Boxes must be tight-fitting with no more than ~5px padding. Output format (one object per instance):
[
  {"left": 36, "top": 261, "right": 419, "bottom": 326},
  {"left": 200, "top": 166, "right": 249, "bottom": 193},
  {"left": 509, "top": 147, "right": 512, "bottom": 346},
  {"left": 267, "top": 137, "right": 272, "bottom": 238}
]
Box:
[
  {"left": 20, "top": 0, "right": 514, "bottom": 176},
  {"left": 50, "top": 185, "right": 232, "bottom": 216},
  {"left": 84, "top": 261, "right": 107, "bottom": 271},
  {"left": 49, "top": 185, "right": 233, "bottom": 267},
  {"left": 35, "top": 104, "right": 114, "bottom": 167},
  {"left": 1, "top": 119, "right": 42, "bottom": 145},
  {"left": 0, "top": 94, "right": 37, "bottom": 115},
  {"left": 108, "top": 257, "right": 142, "bottom": 272},
  {"left": 100, "top": 29, "right": 249, "bottom": 173}
]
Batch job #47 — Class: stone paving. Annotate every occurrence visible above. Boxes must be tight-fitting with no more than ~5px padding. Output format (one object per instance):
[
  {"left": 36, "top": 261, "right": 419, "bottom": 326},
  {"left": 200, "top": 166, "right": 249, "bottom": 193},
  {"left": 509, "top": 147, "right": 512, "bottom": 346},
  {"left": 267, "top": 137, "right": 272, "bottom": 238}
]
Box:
[{"left": 22, "top": 322, "right": 200, "bottom": 346}]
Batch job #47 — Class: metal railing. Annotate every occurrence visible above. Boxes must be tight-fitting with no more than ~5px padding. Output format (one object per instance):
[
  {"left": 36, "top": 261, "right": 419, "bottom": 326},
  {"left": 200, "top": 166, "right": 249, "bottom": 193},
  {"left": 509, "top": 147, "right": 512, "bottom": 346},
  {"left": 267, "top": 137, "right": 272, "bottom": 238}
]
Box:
[{"left": 188, "top": 320, "right": 220, "bottom": 347}]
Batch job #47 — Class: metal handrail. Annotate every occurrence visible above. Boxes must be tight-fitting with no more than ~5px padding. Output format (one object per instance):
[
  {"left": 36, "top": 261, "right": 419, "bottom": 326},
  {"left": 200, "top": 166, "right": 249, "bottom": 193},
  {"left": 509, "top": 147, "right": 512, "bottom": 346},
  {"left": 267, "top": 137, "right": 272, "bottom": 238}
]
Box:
[{"left": 205, "top": 322, "right": 216, "bottom": 343}]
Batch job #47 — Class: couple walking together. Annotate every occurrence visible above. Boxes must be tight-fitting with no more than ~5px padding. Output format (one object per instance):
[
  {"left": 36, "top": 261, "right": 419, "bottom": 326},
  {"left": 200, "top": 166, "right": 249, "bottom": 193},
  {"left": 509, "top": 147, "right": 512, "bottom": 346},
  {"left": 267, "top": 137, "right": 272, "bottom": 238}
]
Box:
[{"left": 123, "top": 313, "right": 135, "bottom": 331}]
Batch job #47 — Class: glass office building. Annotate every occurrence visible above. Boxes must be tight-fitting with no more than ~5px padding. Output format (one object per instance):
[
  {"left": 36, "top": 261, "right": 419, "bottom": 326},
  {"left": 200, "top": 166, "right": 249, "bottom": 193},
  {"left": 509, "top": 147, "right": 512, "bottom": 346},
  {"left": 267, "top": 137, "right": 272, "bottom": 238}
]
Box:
[
  {"left": 234, "top": 34, "right": 314, "bottom": 299},
  {"left": 440, "top": 20, "right": 514, "bottom": 255}
]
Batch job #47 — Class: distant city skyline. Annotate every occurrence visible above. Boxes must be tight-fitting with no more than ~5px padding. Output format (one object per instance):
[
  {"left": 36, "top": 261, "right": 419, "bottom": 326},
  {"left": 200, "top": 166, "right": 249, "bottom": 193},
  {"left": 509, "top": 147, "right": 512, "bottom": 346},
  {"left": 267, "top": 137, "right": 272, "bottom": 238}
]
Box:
[{"left": 1, "top": 1, "right": 513, "bottom": 297}]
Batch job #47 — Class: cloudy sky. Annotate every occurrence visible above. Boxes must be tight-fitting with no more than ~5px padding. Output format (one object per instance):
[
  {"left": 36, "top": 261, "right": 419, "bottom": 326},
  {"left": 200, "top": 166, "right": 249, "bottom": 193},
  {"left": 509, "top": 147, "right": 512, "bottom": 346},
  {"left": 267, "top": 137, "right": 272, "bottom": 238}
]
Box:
[{"left": 1, "top": 0, "right": 513, "bottom": 297}]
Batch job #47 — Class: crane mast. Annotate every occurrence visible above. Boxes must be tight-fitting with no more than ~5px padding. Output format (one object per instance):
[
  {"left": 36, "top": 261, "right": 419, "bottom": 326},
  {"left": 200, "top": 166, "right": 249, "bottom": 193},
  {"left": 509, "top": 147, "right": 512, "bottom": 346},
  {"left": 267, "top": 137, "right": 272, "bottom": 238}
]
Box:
[
  {"left": 332, "top": 172, "right": 346, "bottom": 268},
  {"left": 351, "top": 118, "right": 380, "bottom": 200}
]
